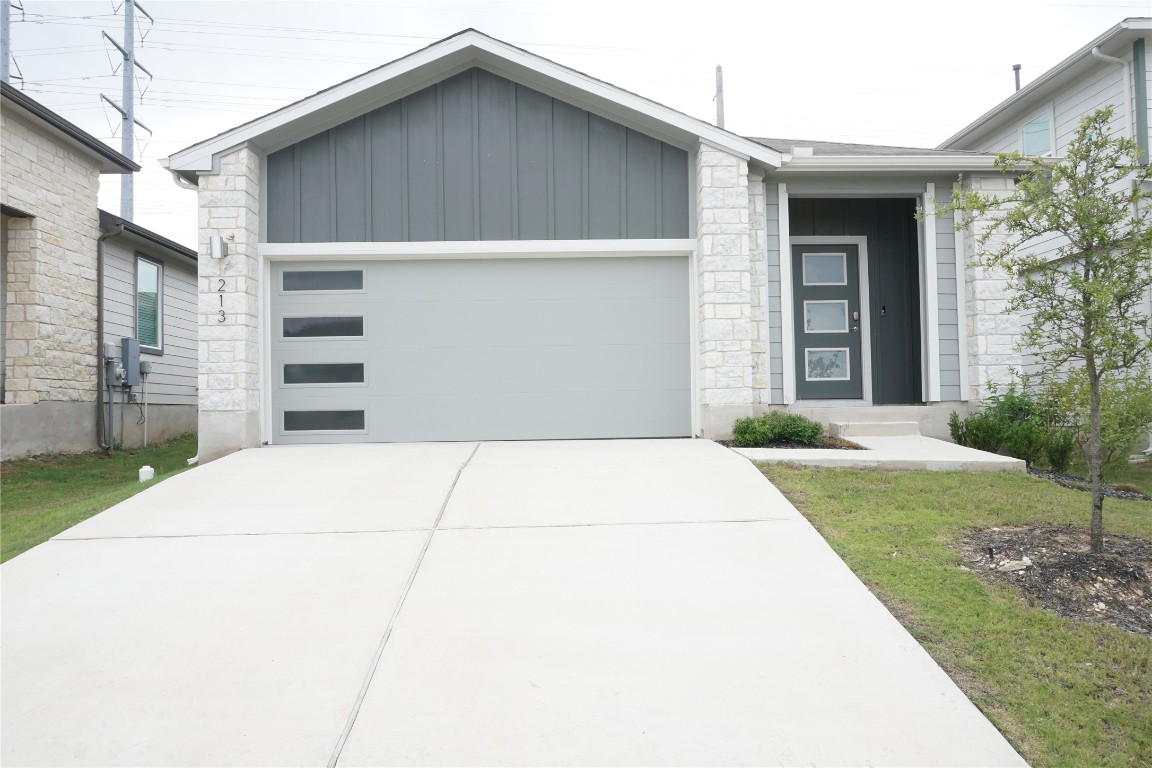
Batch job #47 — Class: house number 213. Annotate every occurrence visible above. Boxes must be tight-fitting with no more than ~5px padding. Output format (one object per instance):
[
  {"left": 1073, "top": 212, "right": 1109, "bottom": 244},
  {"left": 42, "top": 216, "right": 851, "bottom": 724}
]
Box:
[{"left": 216, "top": 279, "right": 227, "bottom": 322}]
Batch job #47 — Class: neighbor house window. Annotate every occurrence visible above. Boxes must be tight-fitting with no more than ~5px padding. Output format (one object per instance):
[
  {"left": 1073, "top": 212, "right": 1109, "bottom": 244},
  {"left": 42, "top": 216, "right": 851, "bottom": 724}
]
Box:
[
  {"left": 136, "top": 256, "right": 162, "bottom": 352},
  {"left": 1021, "top": 112, "right": 1052, "bottom": 156}
]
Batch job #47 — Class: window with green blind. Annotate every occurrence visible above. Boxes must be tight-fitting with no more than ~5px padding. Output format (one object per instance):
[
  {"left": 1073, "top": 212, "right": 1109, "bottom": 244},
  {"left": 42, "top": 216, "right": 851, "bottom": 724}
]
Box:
[
  {"left": 1021, "top": 113, "right": 1052, "bottom": 156},
  {"left": 136, "top": 256, "right": 162, "bottom": 351}
]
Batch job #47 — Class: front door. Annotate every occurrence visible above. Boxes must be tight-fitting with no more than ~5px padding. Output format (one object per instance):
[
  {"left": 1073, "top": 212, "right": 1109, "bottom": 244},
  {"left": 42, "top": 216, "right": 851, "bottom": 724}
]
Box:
[{"left": 792, "top": 244, "right": 863, "bottom": 399}]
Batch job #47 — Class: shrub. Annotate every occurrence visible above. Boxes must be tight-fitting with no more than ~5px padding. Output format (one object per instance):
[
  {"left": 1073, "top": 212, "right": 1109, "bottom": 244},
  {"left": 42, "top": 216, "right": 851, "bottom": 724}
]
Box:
[
  {"left": 1003, "top": 420, "right": 1049, "bottom": 467},
  {"left": 1044, "top": 368, "right": 1152, "bottom": 469},
  {"left": 732, "top": 411, "right": 824, "bottom": 447},
  {"left": 950, "top": 382, "right": 1049, "bottom": 465},
  {"left": 1044, "top": 428, "right": 1077, "bottom": 473},
  {"left": 949, "top": 410, "right": 1008, "bottom": 454}
]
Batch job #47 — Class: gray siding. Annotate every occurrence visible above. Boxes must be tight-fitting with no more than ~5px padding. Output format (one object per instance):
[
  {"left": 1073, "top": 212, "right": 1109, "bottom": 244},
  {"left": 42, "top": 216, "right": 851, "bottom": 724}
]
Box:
[
  {"left": 102, "top": 238, "right": 197, "bottom": 407},
  {"left": 266, "top": 68, "right": 691, "bottom": 243},
  {"left": 764, "top": 190, "right": 784, "bottom": 404},
  {"left": 966, "top": 57, "right": 1138, "bottom": 268},
  {"left": 933, "top": 183, "right": 962, "bottom": 401}
]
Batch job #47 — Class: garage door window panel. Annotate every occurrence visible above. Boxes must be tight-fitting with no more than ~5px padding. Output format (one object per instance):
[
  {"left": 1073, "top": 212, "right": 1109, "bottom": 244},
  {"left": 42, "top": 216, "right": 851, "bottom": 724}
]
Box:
[
  {"left": 282, "top": 315, "right": 365, "bottom": 339},
  {"left": 283, "top": 409, "right": 367, "bottom": 433},
  {"left": 281, "top": 269, "right": 364, "bottom": 293},
  {"left": 282, "top": 362, "right": 367, "bottom": 386}
]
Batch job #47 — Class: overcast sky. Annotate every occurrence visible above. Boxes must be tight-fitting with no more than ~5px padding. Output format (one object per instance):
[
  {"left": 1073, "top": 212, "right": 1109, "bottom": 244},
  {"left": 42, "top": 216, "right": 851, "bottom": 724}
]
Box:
[{"left": 7, "top": 0, "right": 1148, "bottom": 246}]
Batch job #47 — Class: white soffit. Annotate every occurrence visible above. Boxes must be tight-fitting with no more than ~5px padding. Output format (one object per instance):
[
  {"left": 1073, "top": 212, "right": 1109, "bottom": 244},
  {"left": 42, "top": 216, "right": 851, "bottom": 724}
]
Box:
[
  {"left": 773, "top": 155, "right": 1004, "bottom": 173},
  {"left": 165, "top": 30, "right": 782, "bottom": 178}
]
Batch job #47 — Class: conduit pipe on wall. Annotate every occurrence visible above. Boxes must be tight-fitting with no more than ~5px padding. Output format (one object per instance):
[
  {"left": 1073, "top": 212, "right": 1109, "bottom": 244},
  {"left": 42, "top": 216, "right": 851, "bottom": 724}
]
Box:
[{"left": 95, "top": 222, "right": 124, "bottom": 451}]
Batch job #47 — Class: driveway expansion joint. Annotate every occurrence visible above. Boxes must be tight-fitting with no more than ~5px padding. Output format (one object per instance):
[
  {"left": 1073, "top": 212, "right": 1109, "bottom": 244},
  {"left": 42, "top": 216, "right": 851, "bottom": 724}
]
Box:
[{"left": 326, "top": 441, "right": 481, "bottom": 768}]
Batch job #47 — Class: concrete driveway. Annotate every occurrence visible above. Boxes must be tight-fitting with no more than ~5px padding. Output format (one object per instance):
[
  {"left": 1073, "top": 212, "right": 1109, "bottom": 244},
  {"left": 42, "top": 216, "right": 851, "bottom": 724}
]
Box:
[{"left": 2, "top": 439, "right": 1026, "bottom": 767}]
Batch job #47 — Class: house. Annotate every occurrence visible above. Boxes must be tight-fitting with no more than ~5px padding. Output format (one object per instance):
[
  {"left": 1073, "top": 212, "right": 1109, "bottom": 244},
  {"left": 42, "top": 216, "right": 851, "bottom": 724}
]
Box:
[
  {"left": 163, "top": 25, "right": 1147, "bottom": 462},
  {"left": 940, "top": 17, "right": 1151, "bottom": 398},
  {"left": 1, "top": 83, "right": 199, "bottom": 459}
]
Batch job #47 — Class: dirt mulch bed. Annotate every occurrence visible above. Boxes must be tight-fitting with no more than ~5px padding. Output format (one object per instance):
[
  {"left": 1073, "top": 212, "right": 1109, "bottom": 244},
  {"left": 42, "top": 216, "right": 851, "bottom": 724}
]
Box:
[
  {"left": 1027, "top": 467, "right": 1150, "bottom": 501},
  {"left": 956, "top": 526, "right": 1152, "bottom": 637}
]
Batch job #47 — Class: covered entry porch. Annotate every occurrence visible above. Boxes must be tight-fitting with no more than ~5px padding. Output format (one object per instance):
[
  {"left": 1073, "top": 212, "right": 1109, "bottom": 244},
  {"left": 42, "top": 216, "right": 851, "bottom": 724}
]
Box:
[{"left": 753, "top": 138, "right": 993, "bottom": 434}]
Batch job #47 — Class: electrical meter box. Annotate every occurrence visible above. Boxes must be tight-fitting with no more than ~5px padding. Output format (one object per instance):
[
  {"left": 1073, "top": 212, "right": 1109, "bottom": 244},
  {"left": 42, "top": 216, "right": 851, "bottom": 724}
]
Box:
[{"left": 121, "top": 338, "right": 141, "bottom": 387}]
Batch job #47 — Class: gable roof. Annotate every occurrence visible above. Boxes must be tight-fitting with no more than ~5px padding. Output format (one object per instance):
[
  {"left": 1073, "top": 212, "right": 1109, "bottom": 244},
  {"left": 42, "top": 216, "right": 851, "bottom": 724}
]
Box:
[
  {"left": 99, "top": 210, "right": 198, "bottom": 264},
  {"left": 163, "top": 29, "right": 781, "bottom": 182},
  {"left": 751, "top": 137, "right": 983, "bottom": 157},
  {"left": 939, "top": 17, "right": 1151, "bottom": 150},
  {"left": 1, "top": 82, "right": 138, "bottom": 174},
  {"left": 748, "top": 136, "right": 1001, "bottom": 173}
]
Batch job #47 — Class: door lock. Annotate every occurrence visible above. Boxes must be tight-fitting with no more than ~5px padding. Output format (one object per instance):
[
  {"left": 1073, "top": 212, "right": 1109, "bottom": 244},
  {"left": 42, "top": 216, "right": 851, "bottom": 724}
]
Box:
[{"left": 852, "top": 310, "right": 859, "bottom": 321}]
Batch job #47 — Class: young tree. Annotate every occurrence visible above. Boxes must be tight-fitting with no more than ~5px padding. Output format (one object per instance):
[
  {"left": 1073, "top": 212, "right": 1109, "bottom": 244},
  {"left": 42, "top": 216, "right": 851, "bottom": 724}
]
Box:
[{"left": 950, "top": 106, "right": 1152, "bottom": 554}]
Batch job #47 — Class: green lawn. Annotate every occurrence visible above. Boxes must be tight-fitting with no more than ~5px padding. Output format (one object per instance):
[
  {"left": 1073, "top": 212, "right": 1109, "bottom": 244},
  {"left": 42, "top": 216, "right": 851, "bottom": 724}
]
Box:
[
  {"left": 1, "top": 434, "right": 197, "bottom": 563},
  {"left": 761, "top": 464, "right": 1152, "bottom": 768}
]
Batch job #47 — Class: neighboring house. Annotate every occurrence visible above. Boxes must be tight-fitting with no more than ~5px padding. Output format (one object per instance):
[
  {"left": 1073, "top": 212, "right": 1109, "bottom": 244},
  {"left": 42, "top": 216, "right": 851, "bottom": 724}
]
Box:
[
  {"left": 940, "top": 17, "right": 1151, "bottom": 397},
  {"left": 163, "top": 24, "right": 1148, "bottom": 462},
  {"left": 1, "top": 83, "right": 198, "bottom": 459}
]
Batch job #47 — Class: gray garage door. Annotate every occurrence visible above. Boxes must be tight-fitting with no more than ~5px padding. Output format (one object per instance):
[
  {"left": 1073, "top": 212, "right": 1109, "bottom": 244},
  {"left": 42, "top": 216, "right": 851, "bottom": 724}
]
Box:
[{"left": 270, "top": 257, "right": 691, "bottom": 443}]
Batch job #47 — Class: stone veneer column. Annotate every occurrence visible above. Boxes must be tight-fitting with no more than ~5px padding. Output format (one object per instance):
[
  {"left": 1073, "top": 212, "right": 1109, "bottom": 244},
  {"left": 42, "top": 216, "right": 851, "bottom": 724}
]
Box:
[
  {"left": 696, "top": 143, "right": 755, "bottom": 437},
  {"left": 961, "top": 175, "right": 1026, "bottom": 401},
  {"left": 196, "top": 146, "right": 262, "bottom": 462},
  {"left": 1, "top": 112, "right": 101, "bottom": 408}
]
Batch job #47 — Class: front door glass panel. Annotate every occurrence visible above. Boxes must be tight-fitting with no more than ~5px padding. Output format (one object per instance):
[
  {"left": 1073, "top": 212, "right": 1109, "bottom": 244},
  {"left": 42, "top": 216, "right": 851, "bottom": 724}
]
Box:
[{"left": 793, "top": 244, "right": 863, "bottom": 399}]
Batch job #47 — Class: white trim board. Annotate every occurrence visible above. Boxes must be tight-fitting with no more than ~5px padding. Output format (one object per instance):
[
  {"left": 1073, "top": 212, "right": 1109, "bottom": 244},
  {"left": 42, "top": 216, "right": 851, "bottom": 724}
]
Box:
[
  {"left": 922, "top": 183, "right": 942, "bottom": 403},
  {"left": 776, "top": 184, "right": 795, "bottom": 404},
  {"left": 953, "top": 217, "right": 971, "bottom": 401},
  {"left": 260, "top": 239, "right": 697, "bottom": 260},
  {"left": 788, "top": 235, "right": 873, "bottom": 406}
]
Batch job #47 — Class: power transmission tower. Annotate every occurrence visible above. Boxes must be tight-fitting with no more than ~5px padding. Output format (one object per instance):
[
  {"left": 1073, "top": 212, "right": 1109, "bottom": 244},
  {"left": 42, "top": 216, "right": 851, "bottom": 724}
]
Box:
[
  {"left": 102, "top": 0, "right": 153, "bottom": 220},
  {"left": 2, "top": 2, "right": 26, "bottom": 85}
]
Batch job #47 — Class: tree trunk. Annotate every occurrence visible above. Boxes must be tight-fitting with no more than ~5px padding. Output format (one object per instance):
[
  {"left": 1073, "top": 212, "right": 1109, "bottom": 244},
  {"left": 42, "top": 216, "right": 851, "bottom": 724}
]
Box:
[{"left": 1087, "top": 367, "right": 1105, "bottom": 554}]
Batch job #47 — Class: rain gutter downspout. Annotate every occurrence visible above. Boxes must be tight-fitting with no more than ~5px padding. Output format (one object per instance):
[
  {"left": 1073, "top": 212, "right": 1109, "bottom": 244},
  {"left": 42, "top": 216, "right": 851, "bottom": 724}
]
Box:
[
  {"left": 96, "top": 223, "right": 124, "bottom": 450},
  {"left": 162, "top": 163, "right": 200, "bottom": 463},
  {"left": 164, "top": 167, "right": 200, "bottom": 191},
  {"left": 1091, "top": 46, "right": 1135, "bottom": 141}
]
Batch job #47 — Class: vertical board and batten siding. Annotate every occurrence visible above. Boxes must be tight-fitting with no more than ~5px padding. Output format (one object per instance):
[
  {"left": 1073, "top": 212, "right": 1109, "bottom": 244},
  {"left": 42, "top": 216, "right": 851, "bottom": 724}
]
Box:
[
  {"left": 932, "top": 183, "right": 962, "bottom": 401},
  {"left": 763, "top": 190, "right": 784, "bottom": 404},
  {"left": 266, "top": 68, "right": 691, "bottom": 243},
  {"left": 101, "top": 238, "right": 198, "bottom": 406}
]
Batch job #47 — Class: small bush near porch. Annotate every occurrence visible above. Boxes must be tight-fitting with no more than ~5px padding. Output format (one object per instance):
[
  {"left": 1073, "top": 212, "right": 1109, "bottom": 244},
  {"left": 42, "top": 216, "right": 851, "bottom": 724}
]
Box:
[{"left": 763, "top": 464, "right": 1151, "bottom": 768}]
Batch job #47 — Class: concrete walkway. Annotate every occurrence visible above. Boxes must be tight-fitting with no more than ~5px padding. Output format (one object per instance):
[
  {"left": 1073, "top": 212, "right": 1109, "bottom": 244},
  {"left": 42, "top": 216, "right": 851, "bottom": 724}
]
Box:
[
  {"left": 2, "top": 440, "right": 1026, "bottom": 767},
  {"left": 735, "top": 434, "right": 1027, "bottom": 471}
]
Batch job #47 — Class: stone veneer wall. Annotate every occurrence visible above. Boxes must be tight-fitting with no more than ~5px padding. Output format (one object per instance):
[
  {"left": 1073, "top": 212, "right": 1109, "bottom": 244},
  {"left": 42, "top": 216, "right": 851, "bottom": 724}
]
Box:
[
  {"left": 960, "top": 175, "right": 1026, "bottom": 401},
  {"left": 1, "top": 111, "right": 102, "bottom": 407},
  {"left": 695, "top": 143, "right": 757, "bottom": 437},
  {"left": 196, "top": 146, "right": 263, "bottom": 461}
]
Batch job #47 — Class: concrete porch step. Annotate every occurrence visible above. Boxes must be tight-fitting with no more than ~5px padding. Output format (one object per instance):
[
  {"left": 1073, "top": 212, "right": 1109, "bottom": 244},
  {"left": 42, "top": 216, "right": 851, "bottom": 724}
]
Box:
[{"left": 829, "top": 421, "right": 921, "bottom": 438}]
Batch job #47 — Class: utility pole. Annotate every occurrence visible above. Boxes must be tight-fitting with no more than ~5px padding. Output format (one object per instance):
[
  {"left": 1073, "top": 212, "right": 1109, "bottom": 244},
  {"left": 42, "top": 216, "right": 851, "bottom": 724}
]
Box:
[
  {"left": 2, "top": 0, "right": 10, "bottom": 83},
  {"left": 715, "top": 65, "right": 724, "bottom": 129},
  {"left": 102, "top": 0, "right": 153, "bottom": 220}
]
